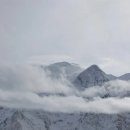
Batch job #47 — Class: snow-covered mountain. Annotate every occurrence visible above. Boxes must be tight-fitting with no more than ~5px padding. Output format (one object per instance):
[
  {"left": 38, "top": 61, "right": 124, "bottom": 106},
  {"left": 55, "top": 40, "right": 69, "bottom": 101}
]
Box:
[
  {"left": 43, "top": 62, "right": 83, "bottom": 82},
  {"left": 74, "top": 65, "right": 110, "bottom": 89},
  {"left": 0, "top": 108, "right": 130, "bottom": 130},
  {"left": 74, "top": 64, "right": 130, "bottom": 89},
  {"left": 38, "top": 62, "right": 129, "bottom": 86}
]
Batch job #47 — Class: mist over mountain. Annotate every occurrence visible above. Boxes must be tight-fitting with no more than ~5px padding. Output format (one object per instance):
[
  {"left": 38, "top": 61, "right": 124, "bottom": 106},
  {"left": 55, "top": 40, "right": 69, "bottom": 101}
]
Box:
[
  {"left": 44, "top": 62, "right": 83, "bottom": 82},
  {"left": 0, "top": 62, "right": 130, "bottom": 130}
]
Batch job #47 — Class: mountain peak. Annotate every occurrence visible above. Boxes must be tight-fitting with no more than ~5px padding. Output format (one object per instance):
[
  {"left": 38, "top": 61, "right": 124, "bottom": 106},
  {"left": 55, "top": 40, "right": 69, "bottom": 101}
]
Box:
[
  {"left": 89, "top": 64, "right": 99, "bottom": 68},
  {"left": 87, "top": 64, "right": 102, "bottom": 71},
  {"left": 74, "top": 64, "right": 109, "bottom": 89}
]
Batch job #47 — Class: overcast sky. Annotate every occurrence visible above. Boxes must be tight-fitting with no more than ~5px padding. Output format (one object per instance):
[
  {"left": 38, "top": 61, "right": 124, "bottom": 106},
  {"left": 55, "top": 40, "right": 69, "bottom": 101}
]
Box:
[{"left": 0, "top": 0, "right": 130, "bottom": 75}]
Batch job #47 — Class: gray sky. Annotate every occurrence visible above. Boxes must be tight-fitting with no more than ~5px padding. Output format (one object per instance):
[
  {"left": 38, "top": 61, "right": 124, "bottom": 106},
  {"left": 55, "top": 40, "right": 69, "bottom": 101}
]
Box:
[{"left": 0, "top": 0, "right": 130, "bottom": 75}]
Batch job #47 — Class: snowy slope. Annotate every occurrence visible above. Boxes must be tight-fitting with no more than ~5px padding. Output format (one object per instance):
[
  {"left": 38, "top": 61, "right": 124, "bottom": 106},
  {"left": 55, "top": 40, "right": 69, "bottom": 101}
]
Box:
[{"left": 0, "top": 108, "right": 130, "bottom": 130}]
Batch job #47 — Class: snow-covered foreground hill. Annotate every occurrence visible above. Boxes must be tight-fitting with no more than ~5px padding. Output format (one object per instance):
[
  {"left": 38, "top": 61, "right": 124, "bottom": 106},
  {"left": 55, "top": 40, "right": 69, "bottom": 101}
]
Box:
[{"left": 0, "top": 108, "right": 130, "bottom": 130}]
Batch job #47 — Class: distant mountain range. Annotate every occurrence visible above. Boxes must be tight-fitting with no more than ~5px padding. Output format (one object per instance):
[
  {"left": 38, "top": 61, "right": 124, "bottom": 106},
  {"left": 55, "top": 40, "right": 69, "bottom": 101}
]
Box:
[{"left": 41, "top": 62, "right": 130, "bottom": 89}]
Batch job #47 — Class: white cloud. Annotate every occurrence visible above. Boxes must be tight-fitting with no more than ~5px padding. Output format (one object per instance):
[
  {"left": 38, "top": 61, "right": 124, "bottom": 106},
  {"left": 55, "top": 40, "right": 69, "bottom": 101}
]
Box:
[
  {"left": 0, "top": 64, "right": 130, "bottom": 114},
  {"left": 0, "top": 64, "right": 74, "bottom": 94}
]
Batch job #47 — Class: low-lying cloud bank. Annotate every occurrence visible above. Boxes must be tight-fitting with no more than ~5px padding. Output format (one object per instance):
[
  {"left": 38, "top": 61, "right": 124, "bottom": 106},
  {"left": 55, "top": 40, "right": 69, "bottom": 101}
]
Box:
[{"left": 0, "top": 64, "right": 130, "bottom": 114}]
